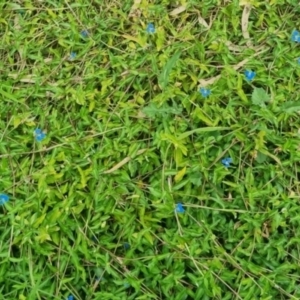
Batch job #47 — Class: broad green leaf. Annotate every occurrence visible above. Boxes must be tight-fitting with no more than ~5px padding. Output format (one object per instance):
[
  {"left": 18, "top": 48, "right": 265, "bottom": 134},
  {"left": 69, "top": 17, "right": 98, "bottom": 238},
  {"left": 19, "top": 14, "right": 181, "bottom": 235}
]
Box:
[
  {"left": 237, "top": 88, "right": 248, "bottom": 102},
  {"left": 0, "top": 88, "right": 26, "bottom": 106},
  {"left": 280, "top": 101, "right": 300, "bottom": 113},
  {"left": 192, "top": 107, "right": 214, "bottom": 126},
  {"left": 174, "top": 148, "right": 183, "bottom": 166},
  {"left": 161, "top": 133, "right": 187, "bottom": 155},
  {"left": 158, "top": 51, "right": 181, "bottom": 90},
  {"left": 142, "top": 102, "right": 182, "bottom": 118},
  {"left": 143, "top": 231, "right": 154, "bottom": 245},
  {"left": 251, "top": 88, "right": 270, "bottom": 107}
]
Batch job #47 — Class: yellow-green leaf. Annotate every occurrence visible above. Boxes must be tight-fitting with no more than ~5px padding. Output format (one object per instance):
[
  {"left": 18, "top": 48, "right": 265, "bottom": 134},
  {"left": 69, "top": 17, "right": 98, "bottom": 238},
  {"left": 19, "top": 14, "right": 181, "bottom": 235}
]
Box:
[
  {"left": 175, "top": 166, "right": 187, "bottom": 183},
  {"left": 156, "top": 27, "right": 165, "bottom": 51},
  {"left": 33, "top": 214, "right": 47, "bottom": 228},
  {"left": 77, "top": 166, "right": 86, "bottom": 188},
  {"left": 237, "top": 88, "right": 248, "bottom": 103},
  {"left": 192, "top": 107, "right": 214, "bottom": 126},
  {"left": 35, "top": 228, "right": 52, "bottom": 243},
  {"left": 143, "top": 231, "right": 154, "bottom": 245},
  {"left": 174, "top": 148, "right": 183, "bottom": 166}
]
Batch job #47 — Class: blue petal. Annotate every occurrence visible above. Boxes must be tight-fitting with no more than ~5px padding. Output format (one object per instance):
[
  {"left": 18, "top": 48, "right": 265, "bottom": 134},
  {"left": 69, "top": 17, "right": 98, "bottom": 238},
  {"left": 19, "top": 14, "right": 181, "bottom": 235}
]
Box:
[
  {"left": 221, "top": 157, "right": 232, "bottom": 167},
  {"left": 123, "top": 242, "right": 130, "bottom": 250},
  {"left": 34, "top": 129, "right": 42, "bottom": 134},
  {"left": 80, "top": 30, "right": 89, "bottom": 38},
  {"left": 70, "top": 52, "right": 76, "bottom": 60},
  {"left": 67, "top": 296, "right": 74, "bottom": 300},
  {"left": 35, "top": 132, "right": 46, "bottom": 142},
  {"left": 244, "top": 70, "right": 256, "bottom": 81},
  {"left": 199, "top": 87, "right": 211, "bottom": 97},
  {"left": 291, "top": 30, "right": 300, "bottom": 42},
  {"left": 175, "top": 203, "right": 185, "bottom": 213},
  {"left": 146, "top": 23, "right": 155, "bottom": 34},
  {"left": 34, "top": 129, "right": 46, "bottom": 141},
  {"left": 0, "top": 194, "right": 9, "bottom": 205}
]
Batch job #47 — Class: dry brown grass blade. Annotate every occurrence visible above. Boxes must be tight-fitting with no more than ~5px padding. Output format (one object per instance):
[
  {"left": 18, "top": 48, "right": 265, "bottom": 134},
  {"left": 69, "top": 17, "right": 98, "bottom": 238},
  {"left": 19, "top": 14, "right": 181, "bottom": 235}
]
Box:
[
  {"left": 103, "top": 149, "right": 147, "bottom": 174},
  {"left": 241, "top": 4, "right": 252, "bottom": 46},
  {"left": 169, "top": 5, "right": 186, "bottom": 16},
  {"left": 128, "top": 0, "right": 142, "bottom": 18},
  {"left": 198, "top": 46, "right": 268, "bottom": 87}
]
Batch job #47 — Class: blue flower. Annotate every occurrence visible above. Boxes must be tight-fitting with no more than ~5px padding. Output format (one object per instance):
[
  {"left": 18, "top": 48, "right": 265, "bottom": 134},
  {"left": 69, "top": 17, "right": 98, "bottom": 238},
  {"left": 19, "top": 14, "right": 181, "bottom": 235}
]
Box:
[
  {"left": 291, "top": 30, "right": 300, "bottom": 42},
  {"left": 67, "top": 295, "right": 74, "bottom": 300},
  {"left": 123, "top": 242, "right": 130, "bottom": 250},
  {"left": 244, "top": 70, "right": 256, "bottom": 81},
  {"left": 199, "top": 87, "right": 211, "bottom": 98},
  {"left": 146, "top": 23, "right": 155, "bottom": 34},
  {"left": 175, "top": 203, "right": 185, "bottom": 213},
  {"left": 221, "top": 157, "right": 232, "bottom": 168},
  {"left": 80, "top": 30, "right": 89, "bottom": 38},
  {"left": 34, "top": 129, "right": 46, "bottom": 142},
  {"left": 0, "top": 194, "right": 9, "bottom": 205},
  {"left": 69, "top": 52, "right": 76, "bottom": 60}
]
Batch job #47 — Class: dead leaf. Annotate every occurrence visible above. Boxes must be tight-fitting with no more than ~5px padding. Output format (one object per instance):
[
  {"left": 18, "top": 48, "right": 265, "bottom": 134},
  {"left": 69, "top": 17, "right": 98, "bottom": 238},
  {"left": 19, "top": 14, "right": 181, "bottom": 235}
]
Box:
[
  {"left": 44, "top": 58, "right": 53, "bottom": 63},
  {"left": 241, "top": 4, "right": 252, "bottom": 46},
  {"left": 262, "top": 222, "right": 270, "bottom": 238},
  {"left": 169, "top": 5, "right": 186, "bottom": 16},
  {"left": 8, "top": 74, "right": 36, "bottom": 83},
  {"left": 198, "top": 16, "right": 209, "bottom": 28},
  {"left": 221, "top": 39, "right": 247, "bottom": 52},
  {"left": 198, "top": 75, "right": 221, "bottom": 87},
  {"left": 137, "top": 110, "right": 146, "bottom": 118},
  {"left": 103, "top": 149, "right": 147, "bottom": 174},
  {"left": 129, "top": 0, "right": 142, "bottom": 18},
  {"left": 198, "top": 47, "right": 268, "bottom": 87},
  {"left": 14, "top": 15, "right": 21, "bottom": 30},
  {"left": 239, "top": 0, "right": 250, "bottom": 5}
]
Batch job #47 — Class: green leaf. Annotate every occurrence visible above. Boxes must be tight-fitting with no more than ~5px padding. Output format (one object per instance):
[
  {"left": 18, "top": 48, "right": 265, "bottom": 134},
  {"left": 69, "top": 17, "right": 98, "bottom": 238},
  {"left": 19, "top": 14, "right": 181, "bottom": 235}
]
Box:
[
  {"left": 280, "top": 101, "right": 300, "bottom": 113},
  {"left": 174, "top": 166, "right": 187, "bottom": 183},
  {"left": 258, "top": 148, "right": 281, "bottom": 166},
  {"left": 251, "top": 88, "right": 270, "bottom": 107},
  {"left": 142, "top": 102, "right": 182, "bottom": 118},
  {"left": 178, "top": 127, "right": 230, "bottom": 140},
  {"left": 158, "top": 51, "right": 181, "bottom": 90}
]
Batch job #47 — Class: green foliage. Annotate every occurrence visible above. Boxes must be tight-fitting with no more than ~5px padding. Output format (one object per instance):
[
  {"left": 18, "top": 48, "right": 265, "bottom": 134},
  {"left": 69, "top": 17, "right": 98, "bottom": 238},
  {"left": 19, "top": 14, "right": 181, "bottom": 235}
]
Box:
[
  {"left": 142, "top": 102, "right": 182, "bottom": 119},
  {"left": 280, "top": 100, "right": 300, "bottom": 113},
  {"left": 158, "top": 51, "right": 181, "bottom": 90},
  {"left": 1, "top": 1, "right": 300, "bottom": 300},
  {"left": 251, "top": 88, "right": 270, "bottom": 107}
]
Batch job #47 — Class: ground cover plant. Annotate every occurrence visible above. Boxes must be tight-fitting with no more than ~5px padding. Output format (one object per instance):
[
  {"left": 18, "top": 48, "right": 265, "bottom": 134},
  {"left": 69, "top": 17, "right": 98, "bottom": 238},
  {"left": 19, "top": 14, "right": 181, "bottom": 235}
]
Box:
[{"left": 1, "top": 0, "right": 300, "bottom": 299}]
